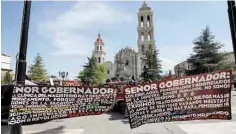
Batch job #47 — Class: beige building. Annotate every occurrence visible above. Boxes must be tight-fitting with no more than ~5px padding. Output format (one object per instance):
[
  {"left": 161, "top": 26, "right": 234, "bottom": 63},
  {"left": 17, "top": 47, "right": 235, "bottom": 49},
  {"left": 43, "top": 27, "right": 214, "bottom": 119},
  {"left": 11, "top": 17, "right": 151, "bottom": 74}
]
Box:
[
  {"left": 1, "top": 53, "right": 12, "bottom": 79},
  {"left": 91, "top": 1, "right": 156, "bottom": 82},
  {"left": 174, "top": 60, "right": 194, "bottom": 77},
  {"left": 174, "top": 52, "right": 235, "bottom": 77}
]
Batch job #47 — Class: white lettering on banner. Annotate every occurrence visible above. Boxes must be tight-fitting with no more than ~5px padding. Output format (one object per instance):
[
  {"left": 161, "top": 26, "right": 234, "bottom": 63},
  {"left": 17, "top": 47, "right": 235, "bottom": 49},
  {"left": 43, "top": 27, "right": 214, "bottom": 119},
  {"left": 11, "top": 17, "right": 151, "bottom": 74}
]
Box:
[
  {"left": 15, "top": 87, "right": 39, "bottom": 94},
  {"left": 158, "top": 72, "right": 230, "bottom": 89},
  {"left": 125, "top": 70, "right": 232, "bottom": 129},
  {"left": 8, "top": 86, "right": 117, "bottom": 125},
  {"left": 125, "top": 84, "right": 158, "bottom": 94},
  {"left": 16, "top": 87, "right": 116, "bottom": 94}
]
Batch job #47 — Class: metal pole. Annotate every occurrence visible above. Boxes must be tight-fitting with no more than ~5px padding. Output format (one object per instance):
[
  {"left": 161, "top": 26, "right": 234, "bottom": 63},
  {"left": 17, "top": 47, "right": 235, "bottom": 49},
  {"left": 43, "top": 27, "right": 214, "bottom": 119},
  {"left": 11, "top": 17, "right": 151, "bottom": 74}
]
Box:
[
  {"left": 14, "top": 53, "right": 19, "bottom": 82},
  {"left": 227, "top": 0, "right": 236, "bottom": 64},
  {"left": 11, "top": 1, "right": 31, "bottom": 134},
  {"left": 227, "top": 0, "right": 234, "bottom": 120}
]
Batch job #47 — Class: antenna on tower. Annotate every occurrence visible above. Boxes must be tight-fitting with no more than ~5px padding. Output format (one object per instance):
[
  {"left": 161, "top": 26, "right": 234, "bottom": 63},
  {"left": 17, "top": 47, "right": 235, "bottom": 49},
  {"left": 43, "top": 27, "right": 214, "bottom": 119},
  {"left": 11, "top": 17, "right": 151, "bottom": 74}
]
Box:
[
  {"left": 142, "top": 0, "right": 147, "bottom": 7},
  {"left": 97, "top": 30, "right": 101, "bottom": 37}
]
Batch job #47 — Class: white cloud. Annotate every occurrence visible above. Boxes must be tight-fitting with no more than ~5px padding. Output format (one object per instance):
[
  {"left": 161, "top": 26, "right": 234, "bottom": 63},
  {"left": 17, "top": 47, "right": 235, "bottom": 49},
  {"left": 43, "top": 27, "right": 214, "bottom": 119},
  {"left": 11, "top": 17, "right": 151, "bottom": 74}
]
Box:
[
  {"left": 159, "top": 56, "right": 177, "bottom": 73},
  {"left": 158, "top": 40, "right": 233, "bottom": 74},
  {"left": 37, "top": 2, "right": 134, "bottom": 56},
  {"left": 35, "top": 1, "right": 233, "bottom": 79},
  {"left": 157, "top": 43, "right": 194, "bottom": 73}
]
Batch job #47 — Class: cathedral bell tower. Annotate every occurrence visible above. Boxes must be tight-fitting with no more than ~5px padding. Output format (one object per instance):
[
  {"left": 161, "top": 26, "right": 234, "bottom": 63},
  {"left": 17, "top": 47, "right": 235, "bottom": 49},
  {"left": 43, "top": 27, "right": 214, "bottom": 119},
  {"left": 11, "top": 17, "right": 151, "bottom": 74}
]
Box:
[
  {"left": 137, "top": 1, "right": 155, "bottom": 56},
  {"left": 93, "top": 32, "right": 106, "bottom": 64},
  {"left": 136, "top": 1, "right": 156, "bottom": 78}
]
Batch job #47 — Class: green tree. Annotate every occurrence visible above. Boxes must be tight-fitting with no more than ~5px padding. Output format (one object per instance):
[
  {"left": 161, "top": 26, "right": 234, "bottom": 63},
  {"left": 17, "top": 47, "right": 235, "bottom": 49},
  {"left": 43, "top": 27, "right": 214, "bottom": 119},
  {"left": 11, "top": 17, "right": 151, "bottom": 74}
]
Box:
[
  {"left": 141, "top": 66, "right": 149, "bottom": 82},
  {"left": 80, "top": 56, "right": 96, "bottom": 85},
  {"left": 78, "top": 69, "right": 86, "bottom": 84},
  {"left": 216, "top": 52, "right": 234, "bottom": 70},
  {"left": 28, "top": 53, "right": 48, "bottom": 81},
  {"left": 1, "top": 71, "right": 12, "bottom": 85},
  {"left": 141, "top": 44, "right": 162, "bottom": 81},
  {"left": 217, "top": 62, "right": 233, "bottom": 70},
  {"left": 94, "top": 64, "right": 106, "bottom": 85},
  {"left": 78, "top": 55, "right": 106, "bottom": 86},
  {"left": 153, "top": 49, "right": 162, "bottom": 79},
  {"left": 186, "top": 26, "right": 224, "bottom": 75}
]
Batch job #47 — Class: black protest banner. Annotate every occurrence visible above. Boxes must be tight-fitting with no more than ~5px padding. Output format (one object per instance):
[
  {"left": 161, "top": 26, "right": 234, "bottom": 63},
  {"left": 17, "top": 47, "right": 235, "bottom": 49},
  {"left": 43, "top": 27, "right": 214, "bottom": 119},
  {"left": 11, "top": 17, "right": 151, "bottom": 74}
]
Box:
[
  {"left": 125, "top": 70, "right": 232, "bottom": 129},
  {"left": 8, "top": 86, "right": 117, "bottom": 125}
]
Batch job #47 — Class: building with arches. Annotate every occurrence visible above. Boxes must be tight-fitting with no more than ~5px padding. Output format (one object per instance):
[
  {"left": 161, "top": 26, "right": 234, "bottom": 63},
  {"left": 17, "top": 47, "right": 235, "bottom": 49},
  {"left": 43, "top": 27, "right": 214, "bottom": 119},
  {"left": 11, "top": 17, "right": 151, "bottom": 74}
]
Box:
[
  {"left": 92, "top": 32, "right": 106, "bottom": 64},
  {"left": 91, "top": 1, "right": 156, "bottom": 82}
]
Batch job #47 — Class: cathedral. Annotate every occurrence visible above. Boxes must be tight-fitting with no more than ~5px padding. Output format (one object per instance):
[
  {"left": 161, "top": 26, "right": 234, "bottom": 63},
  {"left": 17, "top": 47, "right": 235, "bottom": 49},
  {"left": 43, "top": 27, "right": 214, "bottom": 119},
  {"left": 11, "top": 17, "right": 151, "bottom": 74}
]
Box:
[{"left": 92, "top": 1, "right": 156, "bottom": 82}]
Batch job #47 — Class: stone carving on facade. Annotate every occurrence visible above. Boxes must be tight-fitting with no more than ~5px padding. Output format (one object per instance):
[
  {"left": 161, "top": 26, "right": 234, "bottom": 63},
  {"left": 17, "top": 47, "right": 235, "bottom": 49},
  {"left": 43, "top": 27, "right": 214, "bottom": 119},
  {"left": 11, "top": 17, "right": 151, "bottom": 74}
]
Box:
[{"left": 91, "top": 1, "right": 156, "bottom": 82}]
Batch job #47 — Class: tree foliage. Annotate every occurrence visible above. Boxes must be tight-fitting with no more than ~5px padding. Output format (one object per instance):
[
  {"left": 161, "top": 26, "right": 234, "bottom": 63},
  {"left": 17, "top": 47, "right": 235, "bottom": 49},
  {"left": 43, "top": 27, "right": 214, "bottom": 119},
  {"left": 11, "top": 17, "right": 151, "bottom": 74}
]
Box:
[
  {"left": 141, "top": 44, "right": 162, "bottom": 81},
  {"left": 186, "top": 26, "right": 224, "bottom": 75},
  {"left": 216, "top": 52, "right": 235, "bottom": 70},
  {"left": 141, "top": 66, "right": 149, "bottom": 82},
  {"left": 94, "top": 63, "right": 106, "bottom": 85},
  {"left": 78, "top": 55, "right": 106, "bottom": 86},
  {"left": 1, "top": 71, "right": 12, "bottom": 85},
  {"left": 78, "top": 70, "right": 86, "bottom": 84},
  {"left": 28, "top": 53, "right": 48, "bottom": 81},
  {"left": 217, "top": 62, "right": 233, "bottom": 70}
]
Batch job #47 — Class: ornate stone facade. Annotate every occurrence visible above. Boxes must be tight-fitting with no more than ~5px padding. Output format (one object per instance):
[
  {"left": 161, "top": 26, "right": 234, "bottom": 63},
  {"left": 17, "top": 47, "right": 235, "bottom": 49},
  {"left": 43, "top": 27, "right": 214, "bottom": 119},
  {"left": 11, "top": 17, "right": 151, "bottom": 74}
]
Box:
[
  {"left": 91, "top": 2, "right": 156, "bottom": 82},
  {"left": 114, "top": 47, "right": 137, "bottom": 80},
  {"left": 104, "top": 61, "right": 115, "bottom": 80}
]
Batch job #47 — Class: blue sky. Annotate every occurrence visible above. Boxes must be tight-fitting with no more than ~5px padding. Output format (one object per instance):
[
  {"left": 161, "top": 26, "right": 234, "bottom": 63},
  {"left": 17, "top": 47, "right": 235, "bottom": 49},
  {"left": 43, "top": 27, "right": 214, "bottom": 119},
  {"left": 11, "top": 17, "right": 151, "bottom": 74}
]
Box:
[{"left": 1, "top": 1, "right": 233, "bottom": 79}]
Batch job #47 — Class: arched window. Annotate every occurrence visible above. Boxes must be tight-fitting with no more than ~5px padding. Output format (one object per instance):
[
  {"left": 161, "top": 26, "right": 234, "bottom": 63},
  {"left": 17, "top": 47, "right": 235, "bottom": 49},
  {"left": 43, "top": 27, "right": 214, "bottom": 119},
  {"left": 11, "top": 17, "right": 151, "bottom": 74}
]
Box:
[
  {"left": 141, "top": 16, "right": 144, "bottom": 21},
  {"left": 147, "top": 15, "right": 150, "bottom": 27},
  {"left": 98, "top": 57, "right": 101, "bottom": 63},
  {"left": 141, "top": 45, "right": 144, "bottom": 53},
  {"left": 141, "top": 16, "right": 144, "bottom": 27},
  {"left": 147, "top": 15, "right": 150, "bottom": 21},
  {"left": 141, "top": 35, "right": 144, "bottom": 42},
  {"left": 107, "top": 70, "right": 110, "bottom": 74},
  {"left": 125, "top": 60, "right": 129, "bottom": 65},
  {"left": 100, "top": 46, "right": 102, "bottom": 51},
  {"left": 97, "top": 46, "right": 99, "bottom": 51}
]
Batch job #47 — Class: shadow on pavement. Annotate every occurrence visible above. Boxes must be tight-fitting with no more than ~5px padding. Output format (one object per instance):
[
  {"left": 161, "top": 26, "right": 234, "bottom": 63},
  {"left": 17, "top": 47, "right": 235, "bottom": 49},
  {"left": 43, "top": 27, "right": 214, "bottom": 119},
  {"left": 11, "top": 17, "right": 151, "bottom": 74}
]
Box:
[
  {"left": 1, "top": 126, "right": 12, "bottom": 134},
  {"left": 23, "top": 120, "right": 54, "bottom": 126},
  {"left": 107, "top": 112, "right": 124, "bottom": 120},
  {"left": 231, "top": 113, "right": 236, "bottom": 121},
  {"left": 26, "top": 126, "right": 65, "bottom": 134},
  {"left": 106, "top": 112, "right": 130, "bottom": 124}
]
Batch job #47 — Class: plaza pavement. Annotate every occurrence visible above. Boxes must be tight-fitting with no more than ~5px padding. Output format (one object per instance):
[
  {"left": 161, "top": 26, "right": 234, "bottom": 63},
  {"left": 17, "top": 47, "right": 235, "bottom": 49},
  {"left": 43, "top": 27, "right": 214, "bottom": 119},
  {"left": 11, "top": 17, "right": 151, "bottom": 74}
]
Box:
[{"left": 2, "top": 92, "right": 236, "bottom": 134}]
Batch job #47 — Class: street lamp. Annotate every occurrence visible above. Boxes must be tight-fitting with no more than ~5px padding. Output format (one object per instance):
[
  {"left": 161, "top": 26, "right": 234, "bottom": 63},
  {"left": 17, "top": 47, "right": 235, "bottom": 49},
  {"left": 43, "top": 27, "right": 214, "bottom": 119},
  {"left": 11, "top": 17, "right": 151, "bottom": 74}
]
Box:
[{"left": 59, "top": 71, "right": 68, "bottom": 86}]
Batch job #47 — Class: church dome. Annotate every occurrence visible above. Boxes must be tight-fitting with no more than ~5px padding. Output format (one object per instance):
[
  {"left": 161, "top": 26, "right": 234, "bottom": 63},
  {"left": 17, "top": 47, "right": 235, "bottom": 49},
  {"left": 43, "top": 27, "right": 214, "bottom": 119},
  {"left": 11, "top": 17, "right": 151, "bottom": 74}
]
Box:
[{"left": 96, "top": 33, "right": 103, "bottom": 42}]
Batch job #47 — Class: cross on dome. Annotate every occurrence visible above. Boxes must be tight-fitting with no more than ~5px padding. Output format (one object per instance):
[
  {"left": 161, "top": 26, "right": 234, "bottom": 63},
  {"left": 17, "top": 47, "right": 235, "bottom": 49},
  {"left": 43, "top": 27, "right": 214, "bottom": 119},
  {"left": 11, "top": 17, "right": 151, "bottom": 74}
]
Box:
[
  {"left": 98, "top": 30, "right": 101, "bottom": 37},
  {"left": 96, "top": 30, "right": 103, "bottom": 42},
  {"left": 142, "top": 0, "right": 147, "bottom": 8}
]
